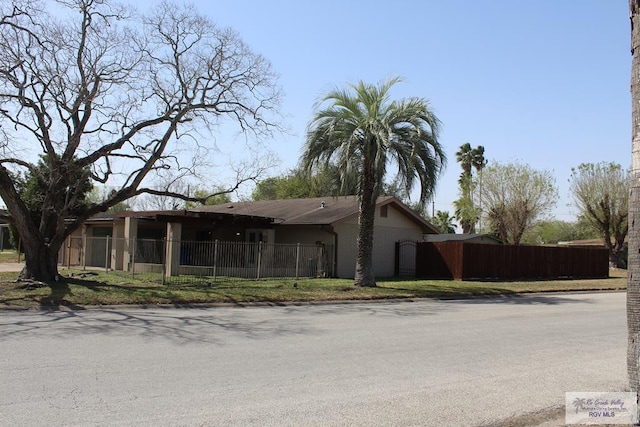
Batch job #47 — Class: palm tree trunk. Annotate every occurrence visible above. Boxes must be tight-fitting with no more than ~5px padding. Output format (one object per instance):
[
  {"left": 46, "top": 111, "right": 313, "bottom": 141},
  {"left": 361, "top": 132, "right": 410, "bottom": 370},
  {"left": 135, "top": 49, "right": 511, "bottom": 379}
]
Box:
[
  {"left": 354, "top": 161, "right": 377, "bottom": 287},
  {"left": 628, "top": 0, "right": 640, "bottom": 397}
]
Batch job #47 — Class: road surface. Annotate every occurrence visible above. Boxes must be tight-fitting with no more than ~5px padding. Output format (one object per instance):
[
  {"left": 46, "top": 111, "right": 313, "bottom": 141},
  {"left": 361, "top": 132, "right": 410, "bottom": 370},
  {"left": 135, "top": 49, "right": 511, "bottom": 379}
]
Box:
[{"left": 0, "top": 292, "right": 627, "bottom": 426}]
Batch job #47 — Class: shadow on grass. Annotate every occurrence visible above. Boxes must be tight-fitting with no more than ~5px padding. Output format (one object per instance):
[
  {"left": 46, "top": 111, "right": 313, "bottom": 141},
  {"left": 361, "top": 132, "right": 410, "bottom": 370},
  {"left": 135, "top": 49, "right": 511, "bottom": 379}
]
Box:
[
  {"left": 380, "top": 283, "right": 517, "bottom": 297},
  {"left": 46, "top": 276, "right": 291, "bottom": 308},
  {"left": 29, "top": 278, "right": 87, "bottom": 311},
  {"left": 1, "top": 272, "right": 609, "bottom": 310}
]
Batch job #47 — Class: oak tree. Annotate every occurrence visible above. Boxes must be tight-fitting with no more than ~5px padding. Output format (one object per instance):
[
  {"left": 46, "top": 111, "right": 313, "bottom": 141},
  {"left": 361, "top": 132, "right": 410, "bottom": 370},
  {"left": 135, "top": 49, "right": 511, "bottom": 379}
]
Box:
[{"left": 0, "top": 0, "right": 280, "bottom": 281}]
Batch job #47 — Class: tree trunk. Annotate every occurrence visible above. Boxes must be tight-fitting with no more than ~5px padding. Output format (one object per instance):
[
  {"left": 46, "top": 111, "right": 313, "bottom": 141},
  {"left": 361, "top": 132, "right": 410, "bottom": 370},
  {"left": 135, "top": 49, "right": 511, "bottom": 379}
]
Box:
[
  {"left": 354, "top": 195, "right": 376, "bottom": 287},
  {"left": 19, "top": 240, "right": 60, "bottom": 282},
  {"left": 628, "top": 0, "right": 640, "bottom": 399},
  {"left": 0, "top": 164, "right": 59, "bottom": 282},
  {"left": 354, "top": 161, "right": 377, "bottom": 287}
]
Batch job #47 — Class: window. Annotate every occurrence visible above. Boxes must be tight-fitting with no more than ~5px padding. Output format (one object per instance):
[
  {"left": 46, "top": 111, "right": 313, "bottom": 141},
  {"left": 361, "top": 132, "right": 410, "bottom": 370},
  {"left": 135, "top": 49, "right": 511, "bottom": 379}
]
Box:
[{"left": 380, "top": 205, "right": 388, "bottom": 218}]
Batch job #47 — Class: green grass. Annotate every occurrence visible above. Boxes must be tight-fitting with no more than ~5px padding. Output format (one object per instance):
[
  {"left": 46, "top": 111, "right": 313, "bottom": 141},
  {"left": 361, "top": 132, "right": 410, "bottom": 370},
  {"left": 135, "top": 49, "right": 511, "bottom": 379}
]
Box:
[
  {"left": 0, "top": 268, "right": 627, "bottom": 310},
  {"left": 0, "top": 250, "right": 21, "bottom": 263}
]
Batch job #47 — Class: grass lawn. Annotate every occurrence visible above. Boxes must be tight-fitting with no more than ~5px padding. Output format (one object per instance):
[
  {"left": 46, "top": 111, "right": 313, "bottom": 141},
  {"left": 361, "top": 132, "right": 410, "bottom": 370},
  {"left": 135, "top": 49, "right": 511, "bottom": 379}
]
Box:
[
  {"left": 0, "top": 250, "right": 21, "bottom": 263},
  {"left": 0, "top": 268, "right": 627, "bottom": 310}
]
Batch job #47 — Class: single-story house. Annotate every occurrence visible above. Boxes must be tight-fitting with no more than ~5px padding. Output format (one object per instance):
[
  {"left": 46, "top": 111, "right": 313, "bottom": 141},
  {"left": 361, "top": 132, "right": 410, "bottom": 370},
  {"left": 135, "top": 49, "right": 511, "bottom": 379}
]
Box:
[{"left": 63, "top": 196, "right": 439, "bottom": 279}]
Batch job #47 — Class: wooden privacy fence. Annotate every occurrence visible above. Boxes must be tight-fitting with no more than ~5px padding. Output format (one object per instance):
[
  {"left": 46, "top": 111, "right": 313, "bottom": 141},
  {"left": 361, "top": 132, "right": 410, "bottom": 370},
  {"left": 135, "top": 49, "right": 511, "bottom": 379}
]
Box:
[{"left": 411, "top": 242, "right": 609, "bottom": 280}]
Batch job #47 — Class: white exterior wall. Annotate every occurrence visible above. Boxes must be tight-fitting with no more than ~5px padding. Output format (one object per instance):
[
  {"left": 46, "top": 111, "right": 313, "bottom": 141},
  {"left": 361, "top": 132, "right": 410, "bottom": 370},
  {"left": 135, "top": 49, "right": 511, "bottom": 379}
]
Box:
[
  {"left": 334, "top": 204, "right": 426, "bottom": 278},
  {"left": 334, "top": 222, "right": 358, "bottom": 278},
  {"left": 274, "top": 226, "right": 335, "bottom": 246}
]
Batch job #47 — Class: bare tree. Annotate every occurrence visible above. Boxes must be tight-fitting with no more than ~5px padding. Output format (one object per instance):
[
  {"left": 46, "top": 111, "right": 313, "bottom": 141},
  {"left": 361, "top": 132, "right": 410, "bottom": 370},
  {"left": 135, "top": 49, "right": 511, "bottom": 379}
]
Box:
[
  {"left": 0, "top": 0, "right": 281, "bottom": 281},
  {"left": 570, "top": 162, "right": 629, "bottom": 267},
  {"left": 480, "top": 161, "right": 557, "bottom": 245}
]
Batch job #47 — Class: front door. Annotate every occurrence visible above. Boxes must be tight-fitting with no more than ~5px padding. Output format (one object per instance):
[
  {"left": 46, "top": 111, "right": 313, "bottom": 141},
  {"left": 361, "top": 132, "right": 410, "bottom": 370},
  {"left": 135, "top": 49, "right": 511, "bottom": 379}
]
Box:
[{"left": 246, "top": 230, "right": 263, "bottom": 266}]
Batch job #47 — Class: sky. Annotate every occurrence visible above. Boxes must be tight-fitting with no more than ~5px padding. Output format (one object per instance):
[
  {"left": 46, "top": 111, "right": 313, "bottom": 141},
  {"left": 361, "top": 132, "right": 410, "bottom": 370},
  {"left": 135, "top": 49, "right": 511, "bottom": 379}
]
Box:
[
  {"left": 4, "top": 1, "right": 631, "bottom": 222},
  {"left": 185, "top": 0, "right": 629, "bottom": 222}
]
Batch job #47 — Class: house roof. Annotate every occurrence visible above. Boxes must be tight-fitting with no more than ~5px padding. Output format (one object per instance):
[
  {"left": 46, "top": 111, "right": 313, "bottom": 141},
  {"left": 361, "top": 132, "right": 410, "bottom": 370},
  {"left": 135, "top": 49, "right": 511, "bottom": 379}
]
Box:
[
  {"left": 79, "top": 209, "right": 273, "bottom": 226},
  {"left": 558, "top": 237, "right": 624, "bottom": 247},
  {"left": 193, "top": 195, "right": 439, "bottom": 233},
  {"left": 110, "top": 209, "right": 273, "bottom": 225}
]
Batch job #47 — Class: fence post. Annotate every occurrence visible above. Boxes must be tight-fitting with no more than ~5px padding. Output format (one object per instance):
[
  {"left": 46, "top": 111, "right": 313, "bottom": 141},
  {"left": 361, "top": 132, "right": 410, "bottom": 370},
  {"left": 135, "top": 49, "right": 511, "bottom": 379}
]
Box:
[
  {"left": 295, "top": 243, "right": 300, "bottom": 279},
  {"left": 256, "top": 241, "right": 262, "bottom": 280},
  {"left": 105, "top": 236, "right": 110, "bottom": 273},
  {"left": 213, "top": 240, "right": 218, "bottom": 283},
  {"left": 82, "top": 233, "right": 87, "bottom": 271},
  {"left": 131, "top": 238, "right": 136, "bottom": 279}
]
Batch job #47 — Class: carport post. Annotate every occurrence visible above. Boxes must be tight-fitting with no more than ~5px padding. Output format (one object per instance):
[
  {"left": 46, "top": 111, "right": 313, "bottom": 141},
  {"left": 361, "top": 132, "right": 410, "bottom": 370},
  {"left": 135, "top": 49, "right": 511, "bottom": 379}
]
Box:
[
  {"left": 161, "top": 238, "right": 166, "bottom": 285},
  {"left": 104, "top": 236, "right": 110, "bottom": 273}
]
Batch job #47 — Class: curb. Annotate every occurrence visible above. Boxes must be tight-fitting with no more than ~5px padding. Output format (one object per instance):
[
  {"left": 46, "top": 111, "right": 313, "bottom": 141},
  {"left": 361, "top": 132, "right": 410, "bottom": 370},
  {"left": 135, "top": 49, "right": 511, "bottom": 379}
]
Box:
[{"left": 0, "top": 288, "right": 627, "bottom": 312}]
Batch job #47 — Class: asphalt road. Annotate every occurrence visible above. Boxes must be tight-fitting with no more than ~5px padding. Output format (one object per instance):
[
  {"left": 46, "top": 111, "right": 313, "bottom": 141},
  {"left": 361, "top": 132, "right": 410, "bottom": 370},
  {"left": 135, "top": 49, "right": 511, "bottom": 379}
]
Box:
[{"left": 0, "top": 292, "right": 628, "bottom": 426}]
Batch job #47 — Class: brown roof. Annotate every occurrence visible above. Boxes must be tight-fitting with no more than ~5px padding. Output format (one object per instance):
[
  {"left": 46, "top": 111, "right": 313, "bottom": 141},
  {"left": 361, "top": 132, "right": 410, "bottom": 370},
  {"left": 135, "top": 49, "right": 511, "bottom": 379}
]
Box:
[
  {"left": 112, "top": 209, "right": 270, "bottom": 222},
  {"left": 193, "top": 195, "right": 438, "bottom": 232}
]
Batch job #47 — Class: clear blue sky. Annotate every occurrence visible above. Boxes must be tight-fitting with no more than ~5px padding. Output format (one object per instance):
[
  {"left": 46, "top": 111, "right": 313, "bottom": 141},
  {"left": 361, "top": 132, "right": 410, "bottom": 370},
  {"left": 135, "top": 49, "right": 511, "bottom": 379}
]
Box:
[
  {"left": 21, "top": 1, "right": 628, "bottom": 222},
  {"left": 191, "top": 0, "right": 629, "bottom": 222}
]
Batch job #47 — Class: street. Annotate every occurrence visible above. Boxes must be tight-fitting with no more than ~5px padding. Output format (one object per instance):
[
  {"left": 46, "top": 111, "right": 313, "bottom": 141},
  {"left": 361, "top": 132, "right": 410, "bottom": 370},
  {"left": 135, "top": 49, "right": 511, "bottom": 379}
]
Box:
[{"left": 0, "top": 292, "right": 628, "bottom": 426}]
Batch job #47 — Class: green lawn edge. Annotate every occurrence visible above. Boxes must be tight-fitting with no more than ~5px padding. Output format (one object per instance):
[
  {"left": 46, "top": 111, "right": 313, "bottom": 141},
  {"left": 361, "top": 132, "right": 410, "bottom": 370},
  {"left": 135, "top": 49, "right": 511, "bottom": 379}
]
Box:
[{"left": 0, "top": 269, "right": 627, "bottom": 310}]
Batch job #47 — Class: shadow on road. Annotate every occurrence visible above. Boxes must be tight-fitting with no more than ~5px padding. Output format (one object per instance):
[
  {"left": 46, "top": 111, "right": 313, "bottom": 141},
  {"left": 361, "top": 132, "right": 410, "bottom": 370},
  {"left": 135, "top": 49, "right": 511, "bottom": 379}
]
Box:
[
  {"left": 452, "top": 294, "right": 596, "bottom": 305},
  {"left": 0, "top": 292, "right": 600, "bottom": 346},
  {"left": 0, "top": 306, "right": 318, "bottom": 346}
]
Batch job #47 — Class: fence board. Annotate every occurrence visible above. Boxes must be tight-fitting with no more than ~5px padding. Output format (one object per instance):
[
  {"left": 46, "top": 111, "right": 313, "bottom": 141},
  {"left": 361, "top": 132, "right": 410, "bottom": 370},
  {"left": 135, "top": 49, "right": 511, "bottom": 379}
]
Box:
[{"left": 415, "top": 242, "right": 609, "bottom": 280}]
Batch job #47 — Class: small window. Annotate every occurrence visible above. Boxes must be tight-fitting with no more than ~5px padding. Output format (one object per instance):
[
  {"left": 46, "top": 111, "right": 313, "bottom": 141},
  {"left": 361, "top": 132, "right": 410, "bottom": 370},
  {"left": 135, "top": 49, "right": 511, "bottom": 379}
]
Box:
[{"left": 380, "top": 205, "right": 388, "bottom": 218}]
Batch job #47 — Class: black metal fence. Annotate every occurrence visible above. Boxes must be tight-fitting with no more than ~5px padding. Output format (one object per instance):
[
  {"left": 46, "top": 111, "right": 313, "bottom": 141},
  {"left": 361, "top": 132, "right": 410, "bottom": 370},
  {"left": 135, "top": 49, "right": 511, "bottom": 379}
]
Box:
[{"left": 59, "top": 236, "right": 334, "bottom": 284}]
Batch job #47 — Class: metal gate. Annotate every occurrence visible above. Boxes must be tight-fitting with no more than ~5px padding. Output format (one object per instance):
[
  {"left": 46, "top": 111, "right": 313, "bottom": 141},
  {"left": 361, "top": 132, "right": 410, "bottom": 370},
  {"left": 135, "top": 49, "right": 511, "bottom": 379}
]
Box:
[{"left": 396, "top": 240, "right": 417, "bottom": 277}]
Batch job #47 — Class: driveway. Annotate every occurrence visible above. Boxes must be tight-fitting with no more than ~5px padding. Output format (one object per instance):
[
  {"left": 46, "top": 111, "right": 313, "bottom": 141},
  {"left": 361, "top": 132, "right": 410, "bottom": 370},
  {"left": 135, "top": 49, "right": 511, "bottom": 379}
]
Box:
[
  {"left": 0, "top": 262, "right": 23, "bottom": 272},
  {"left": 0, "top": 292, "right": 627, "bottom": 426}
]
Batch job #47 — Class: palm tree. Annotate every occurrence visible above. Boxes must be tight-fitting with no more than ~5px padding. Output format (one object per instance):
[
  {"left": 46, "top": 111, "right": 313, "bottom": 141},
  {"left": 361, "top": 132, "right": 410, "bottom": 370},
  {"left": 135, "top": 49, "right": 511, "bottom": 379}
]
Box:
[
  {"left": 455, "top": 143, "right": 473, "bottom": 177},
  {"left": 471, "top": 145, "right": 487, "bottom": 231},
  {"left": 455, "top": 143, "right": 485, "bottom": 233},
  {"left": 629, "top": 0, "right": 640, "bottom": 398},
  {"left": 433, "top": 210, "right": 457, "bottom": 234},
  {"left": 302, "top": 77, "right": 445, "bottom": 287}
]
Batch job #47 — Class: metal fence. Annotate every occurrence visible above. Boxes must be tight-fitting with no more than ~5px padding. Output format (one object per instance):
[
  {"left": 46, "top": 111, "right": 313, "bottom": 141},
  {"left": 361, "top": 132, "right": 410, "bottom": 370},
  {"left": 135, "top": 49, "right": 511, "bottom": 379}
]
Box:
[{"left": 59, "top": 236, "right": 334, "bottom": 285}]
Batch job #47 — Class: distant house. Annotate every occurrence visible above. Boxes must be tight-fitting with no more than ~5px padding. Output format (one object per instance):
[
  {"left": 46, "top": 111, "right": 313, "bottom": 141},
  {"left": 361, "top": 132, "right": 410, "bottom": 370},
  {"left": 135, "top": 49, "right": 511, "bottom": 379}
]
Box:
[
  {"left": 63, "top": 196, "right": 439, "bottom": 278},
  {"left": 423, "top": 233, "right": 502, "bottom": 245},
  {"left": 558, "top": 237, "right": 627, "bottom": 268},
  {"left": 557, "top": 238, "right": 615, "bottom": 247}
]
